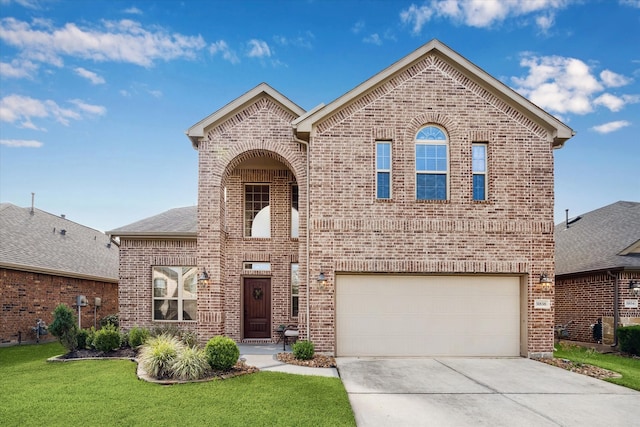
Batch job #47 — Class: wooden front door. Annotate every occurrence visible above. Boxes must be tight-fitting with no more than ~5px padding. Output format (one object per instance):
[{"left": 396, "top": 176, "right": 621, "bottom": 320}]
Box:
[{"left": 243, "top": 278, "right": 271, "bottom": 338}]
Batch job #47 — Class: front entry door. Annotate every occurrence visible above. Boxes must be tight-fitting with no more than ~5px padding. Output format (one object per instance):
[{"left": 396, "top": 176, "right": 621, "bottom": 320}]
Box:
[{"left": 243, "top": 278, "right": 271, "bottom": 338}]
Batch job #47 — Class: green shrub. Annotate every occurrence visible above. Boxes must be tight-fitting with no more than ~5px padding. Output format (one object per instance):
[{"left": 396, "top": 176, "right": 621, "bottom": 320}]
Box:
[
  {"left": 76, "top": 329, "right": 90, "bottom": 349},
  {"left": 48, "top": 304, "right": 78, "bottom": 352},
  {"left": 86, "top": 327, "right": 96, "bottom": 349},
  {"left": 171, "top": 346, "right": 209, "bottom": 380},
  {"left": 618, "top": 325, "right": 640, "bottom": 356},
  {"left": 93, "top": 324, "right": 122, "bottom": 352},
  {"left": 205, "top": 336, "right": 239, "bottom": 371},
  {"left": 128, "top": 326, "right": 150, "bottom": 348},
  {"left": 292, "top": 340, "right": 314, "bottom": 360},
  {"left": 138, "top": 334, "right": 184, "bottom": 379},
  {"left": 180, "top": 330, "right": 199, "bottom": 348},
  {"left": 100, "top": 313, "right": 119, "bottom": 329}
]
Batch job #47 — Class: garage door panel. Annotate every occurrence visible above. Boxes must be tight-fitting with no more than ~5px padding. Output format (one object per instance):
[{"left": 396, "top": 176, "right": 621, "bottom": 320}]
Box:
[{"left": 336, "top": 275, "right": 521, "bottom": 357}]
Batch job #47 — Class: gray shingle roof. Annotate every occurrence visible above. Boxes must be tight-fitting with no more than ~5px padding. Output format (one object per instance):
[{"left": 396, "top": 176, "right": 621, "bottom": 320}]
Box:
[
  {"left": 555, "top": 201, "right": 640, "bottom": 276},
  {"left": 0, "top": 203, "right": 118, "bottom": 281},
  {"left": 107, "top": 206, "right": 197, "bottom": 237}
]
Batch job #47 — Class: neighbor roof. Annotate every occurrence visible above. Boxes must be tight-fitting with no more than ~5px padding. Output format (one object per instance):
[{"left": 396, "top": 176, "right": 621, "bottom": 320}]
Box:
[
  {"left": 555, "top": 201, "right": 640, "bottom": 276},
  {"left": 107, "top": 206, "right": 197, "bottom": 238},
  {"left": 295, "top": 39, "right": 574, "bottom": 148},
  {"left": 0, "top": 203, "right": 118, "bottom": 282}
]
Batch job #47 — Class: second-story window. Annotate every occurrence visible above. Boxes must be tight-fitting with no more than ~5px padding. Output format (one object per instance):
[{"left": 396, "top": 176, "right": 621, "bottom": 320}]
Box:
[
  {"left": 415, "top": 125, "right": 448, "bottom": 200},
  {"left": 472, "top": 143, "right": 487, "bottom": 201},
  {"left": 245, "top": 184, "right": 270, "bottom": 237},
  {"left": 376, "top": 141, "right": 391, "bottom": 199},
  {"left": 291, "top": 184, "right": 299, "bottom": 238}
]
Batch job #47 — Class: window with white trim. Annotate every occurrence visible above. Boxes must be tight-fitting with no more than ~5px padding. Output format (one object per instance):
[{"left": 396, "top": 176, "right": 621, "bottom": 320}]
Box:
[
  {"left": 472, "top": 143, "right": 487, "bottom": 201},
  {"left": 376, "top": 141, "right": 391, "bottom": 199},
  {"left": 152, "top": 267, "right": 197, "bottom": 321},
  {"left": 291, "top": 263, "right": 299, "bottom": 317},
  {"left": 245, "top": 184, "right": 270, "bottom": 237},
  {"left": 415, "top": 125, "right": 448, "bottom": 200}
]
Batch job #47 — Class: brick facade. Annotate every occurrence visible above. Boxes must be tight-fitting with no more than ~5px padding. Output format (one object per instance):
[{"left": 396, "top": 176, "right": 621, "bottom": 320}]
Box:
[
  {"left": 556, "top": 272, "right": 640, "bottom": 344},
  {"left": 0, "top": 268, "right": 118, "bottom": 344},
  {"left": 116, "top": 41, "right": 570, "bottom": 357}
]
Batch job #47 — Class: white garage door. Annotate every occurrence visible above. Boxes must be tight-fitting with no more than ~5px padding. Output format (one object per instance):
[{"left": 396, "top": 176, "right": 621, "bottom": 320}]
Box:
[{"left": 336, "top": 275, "right": 521, "bottom": 357}]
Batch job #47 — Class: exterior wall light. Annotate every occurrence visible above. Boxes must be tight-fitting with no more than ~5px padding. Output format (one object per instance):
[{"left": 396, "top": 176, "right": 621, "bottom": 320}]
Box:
[
  {"left": 317, "top": 272, "right": 327, "bottom": 290},
  {"left": 630, "top": 280, "right": 640, "bottom": 297},
  {"left": 198, "top": 268, "right": 210, "bottom": 286},
  {"left": 539, "top": 273, "right": 552, "bottom": 292}
]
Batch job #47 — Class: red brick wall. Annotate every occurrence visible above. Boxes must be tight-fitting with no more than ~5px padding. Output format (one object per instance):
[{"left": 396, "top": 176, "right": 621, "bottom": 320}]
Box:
[
  {"left": 0, "top": 267, "right": 118, "bottom": 344},
  {"left": 556, "top": 272, "right": 640, "bottom": 344},
  {"left": 117, "top": 239, "right": 198, "bottom": 335}
]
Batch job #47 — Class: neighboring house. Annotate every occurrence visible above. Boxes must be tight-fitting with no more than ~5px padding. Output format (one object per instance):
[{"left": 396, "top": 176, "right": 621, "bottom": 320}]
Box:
[
  {"left": 0, "top": 203, "right": 119, "bottom": 344},
  {"left": 109, "top": 39, "right": 574, "bottom": 358},
  {"left": 555, "top": 201, "right": 640, "bottom": 345}
]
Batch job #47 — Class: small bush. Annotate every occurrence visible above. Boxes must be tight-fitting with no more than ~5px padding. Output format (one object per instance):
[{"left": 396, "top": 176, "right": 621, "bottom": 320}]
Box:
[
  {"left": 180, "top": 330, "right": 199, "bottom": 348},
  {"left": 93, "top": 324, "right": 122, "bottom": 352},
  {"left": 76, "top": 329, "right": 90, "bottom": 349},
  {"left": 618, "top": 325, "right": 640, "bottom": 356},
  {"left": 171, "top": 346, "right": 209, "bottom": 380},
  {"left": 128, "top": 326, "right": 150, "bottom": 348},
  {"left": 292, "top": 340, "right": 315, "bottom": 360},
  {"left": 100, "top": 313, "right": 119, "bottom": 329},
  {"left": 205, "top": 336, "right": 239, "bottom": 371},
  {"left": 48, "top": 304, "right": 78, "bottom": 352},
  {"left": 86, "top": 327, "right": 96, "bottom": 349},
  {"left": 138, "top": 334, "right": 184, "bottom": 379}
]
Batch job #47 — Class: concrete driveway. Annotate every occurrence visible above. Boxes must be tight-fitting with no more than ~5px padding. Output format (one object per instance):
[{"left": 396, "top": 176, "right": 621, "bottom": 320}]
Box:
[{"left": 336, "top": 357, "right": 639, "bottom": 427}]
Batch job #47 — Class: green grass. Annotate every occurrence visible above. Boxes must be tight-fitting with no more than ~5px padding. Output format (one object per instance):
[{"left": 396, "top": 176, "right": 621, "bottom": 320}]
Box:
[
  {"left": 0, "top": 342, "right": 355, "bottom": 427},
  {"left": 554, "top": 343, "right": 640, "bottom": 391}
]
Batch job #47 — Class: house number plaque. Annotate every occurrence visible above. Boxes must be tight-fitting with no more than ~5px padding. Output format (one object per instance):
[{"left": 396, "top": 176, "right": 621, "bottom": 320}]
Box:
[{"left": 534, "top": 299, "right": 551, "bottom": 309}]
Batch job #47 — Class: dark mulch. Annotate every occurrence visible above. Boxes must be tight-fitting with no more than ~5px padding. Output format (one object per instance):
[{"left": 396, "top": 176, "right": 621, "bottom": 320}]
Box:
[
  {"left": 58, "top": 347, "right": 137, "bottom": 360},
  {"left": 276, "top": 352, "right": 336, "bottom": 368}
]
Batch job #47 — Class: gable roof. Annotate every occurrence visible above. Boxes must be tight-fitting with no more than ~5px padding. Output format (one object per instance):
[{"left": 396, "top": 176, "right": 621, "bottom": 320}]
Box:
[
  {"left": 0, "top": 203, "right": 118, "bottom": 282},
  {"left": 186, "top": 82, "right": 306, "bottom": 148},
  {"left": 107, "top": 206, "right": 197, "bottom": 238},
  {"left": 294, "top": 39, "right": 574, "bottom": 148},
  {"left": 555, "top": 201, "right": 640, "bottom": 276}
]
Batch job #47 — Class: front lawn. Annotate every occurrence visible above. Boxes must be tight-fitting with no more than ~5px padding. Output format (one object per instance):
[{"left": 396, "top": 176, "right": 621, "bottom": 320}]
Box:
[
  {"left": 554, "top": 343, "right": 640, "bottom": 391},
  {"left": 0, "top": 342, "right": 355, "bottom": 426}
]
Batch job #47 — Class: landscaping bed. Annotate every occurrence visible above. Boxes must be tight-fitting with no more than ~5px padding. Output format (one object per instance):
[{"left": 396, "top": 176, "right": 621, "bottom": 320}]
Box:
[
  {"left": 535, "top": 357, "right": 621, "bottom": 379},
  {"left": 277, "top": 352, "right": 336, "bottom": 368}
]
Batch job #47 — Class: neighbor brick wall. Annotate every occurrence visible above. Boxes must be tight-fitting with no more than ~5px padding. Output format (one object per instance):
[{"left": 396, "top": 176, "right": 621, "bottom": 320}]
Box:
[
  {"left": 0, "top": 267, "right": 117, "bottom": 344},
  {"left": 556, "top": 272, "right": 640, "bottom": 344}
]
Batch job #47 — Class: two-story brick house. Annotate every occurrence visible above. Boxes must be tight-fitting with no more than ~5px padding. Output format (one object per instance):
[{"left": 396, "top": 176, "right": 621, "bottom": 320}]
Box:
[{"left": 109, "top": 40, "right": 573, "bottom": 358}]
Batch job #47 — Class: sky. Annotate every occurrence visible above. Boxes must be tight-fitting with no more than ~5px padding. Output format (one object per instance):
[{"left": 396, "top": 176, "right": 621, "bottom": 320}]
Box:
[{"left": 1, "top": 0, "right": 639, "bottom": 233}]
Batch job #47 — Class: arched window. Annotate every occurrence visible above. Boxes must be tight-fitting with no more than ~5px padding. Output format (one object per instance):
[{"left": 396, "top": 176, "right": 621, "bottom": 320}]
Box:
[{"left": 415, "top": 125, "right": 449, "bottom": 200}]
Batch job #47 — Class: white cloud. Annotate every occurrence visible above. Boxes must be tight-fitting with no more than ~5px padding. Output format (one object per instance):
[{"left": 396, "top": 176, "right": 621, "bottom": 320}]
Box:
[
  {"left": 591, "top": 120, "right": 631, "bottom": 134},
  {"left": 600, "top": 69, "right": 632, "bottom": 87},
  {"left": 352, "top": 20, "right": 365, "bottom": 34},
  {"left": 273, "top": 32, "right": 314, "bottom": 49},
  {"left": 0, "top": 138, "right": 43, "bottom": 147},
  {"left": 0, "top": 17, "right": 207, "bottom": 68},
  {"left": 619, "top": 0, "right": 640, "bottom": 8},
  {"left": 400, "top": 0, "right": 572, "bottom": 33},
  {"left": 74, "top": 67, "right": 105, "bottom": 84},
  {"left": 0, "top": 58, "right": 38, "bottom": 78},
  {"left": 363, "top": 33, "right": 382, "bottom": 45},
  {"left": 123, "top": 7, "right": 143, "bottom": 14},
  {"left": 209, "top": 40, "right": 239, "bottom": 64},
  {"left": 147, "top": 89, "right": 162, "bottom": 98},
  {"left": 0, "top": 0, "right": 41, "bottom": 9},
  {"left": 0, "top": 94, "right": 105, "bottom": 128},
  {"left": 512, "top": 54, "right": 637, "bottom": 116},
  {"left": 247, "top": 39, "right": 271, "bottom": 58}
]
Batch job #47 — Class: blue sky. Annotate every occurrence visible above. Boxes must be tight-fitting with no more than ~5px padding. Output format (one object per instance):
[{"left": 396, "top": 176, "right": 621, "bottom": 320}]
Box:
[{"left": 1, "top": 0, "right": 639, "bottom": 232}]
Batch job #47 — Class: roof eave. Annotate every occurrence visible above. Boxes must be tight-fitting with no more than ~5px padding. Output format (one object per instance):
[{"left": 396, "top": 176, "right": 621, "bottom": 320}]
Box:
[
  {"left": 108, "top": 232, "right": 197, "bottom": 239},
  {"left": 0, "top": 262, "right": 118, "bottom": 283}
]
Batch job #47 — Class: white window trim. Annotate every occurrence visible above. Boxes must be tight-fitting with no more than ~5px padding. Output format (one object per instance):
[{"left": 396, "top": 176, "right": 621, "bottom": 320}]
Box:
[
  {"left": 472, "top": 143, "right": 488, "bottom": 201},
  {"left": 244, "top": 183, "right": 271, "bottom": 238},
  {"left": 152, "top": 266, "right": 197, "bottom": 322},
  {"left": 415, "top": 142, "right": 450, "bottom": 200},
  {"left": 375, "top": 141, "right": 392, "bottom": 200}
]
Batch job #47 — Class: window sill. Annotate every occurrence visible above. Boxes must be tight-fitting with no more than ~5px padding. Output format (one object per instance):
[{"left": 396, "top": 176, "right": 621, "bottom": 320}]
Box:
[{"left": 415, "top": 199, "right": 450, "bottom": 204}]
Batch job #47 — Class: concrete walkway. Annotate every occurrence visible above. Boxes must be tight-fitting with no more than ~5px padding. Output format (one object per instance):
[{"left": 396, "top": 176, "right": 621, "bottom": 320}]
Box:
[
  {"left": 337, "top": 357, "right": 639, "bottom": 427},
  {"left": 238, "top": 343, "right": 339, "bottom": 378}
]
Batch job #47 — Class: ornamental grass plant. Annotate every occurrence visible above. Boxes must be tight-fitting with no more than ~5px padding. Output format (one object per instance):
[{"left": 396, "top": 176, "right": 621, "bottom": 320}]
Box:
[{"left": 138, "top": 333, "right": 184, "bottom": 379}]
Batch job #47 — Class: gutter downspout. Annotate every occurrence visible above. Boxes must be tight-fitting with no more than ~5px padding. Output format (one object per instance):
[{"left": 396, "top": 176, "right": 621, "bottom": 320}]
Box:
[
  {"left": 606, "top": 270, "right": 619, "bottom": 347},
  {"left": 293, "top": 133, "right": 310, "bottom": 343}
]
